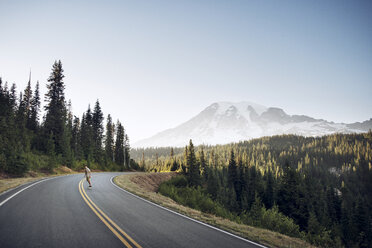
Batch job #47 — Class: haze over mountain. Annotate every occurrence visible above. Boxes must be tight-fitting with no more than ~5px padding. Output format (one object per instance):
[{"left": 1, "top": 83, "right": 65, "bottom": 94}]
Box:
[{"left": 134, "top": 101, "right": 372, "bottom": 148}]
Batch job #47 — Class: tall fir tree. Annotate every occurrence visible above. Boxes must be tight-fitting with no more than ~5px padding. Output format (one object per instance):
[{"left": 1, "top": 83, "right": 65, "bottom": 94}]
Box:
[
  {"left": 263, "top": 169, "right": 275, "bottom": 209},
  {"left": 23, "top": 73, "right": 33, "bottom": 124},
  {"left": 16, "top": 92, "right": 26, "bottom": 133},
  {"left": 92, "top": 100, "right": 104, "bottom": 164},
  {"left": 80, "top": 106, "right": 94, "bottom": 161},
  {"left": 71, "top": 116, "right": 81, "bottom": 159},
  {"left": 28, "top": 81, "right": 40, "bottom": 132},
  {"left": 114, "top": 121, "right": 125, "bottom": 168},
  {"left": 199, "top": 148, "right": 207, "bottom": 180},
  {"left": 227, "top": 150, "right": 238, "bottom": 188},
  {"left": 187, "top": 139, "right": 200, "bottom": 186},
  {"left": 44, "top": 60, "right": 67, "bottom": 155},
  {"left": 124, "top": 133, "right": 130, "bottom": 169},
  {"left": 105, "top": 114, "right": 115, "bottom": 163}
]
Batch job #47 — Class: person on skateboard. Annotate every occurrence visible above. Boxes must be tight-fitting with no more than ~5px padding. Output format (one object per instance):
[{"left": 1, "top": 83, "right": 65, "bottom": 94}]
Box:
[{"left": 85, "top": 166, "right": 92, "bottom": 187}]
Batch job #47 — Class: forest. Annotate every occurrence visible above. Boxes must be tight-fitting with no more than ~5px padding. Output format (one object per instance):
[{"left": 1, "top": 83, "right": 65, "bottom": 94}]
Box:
[
  {"left": 0, "top": 60, "right": 137, "bottom": 175},
  {"left": 132, "top": 133, "right": 372, "bottom": 247}
]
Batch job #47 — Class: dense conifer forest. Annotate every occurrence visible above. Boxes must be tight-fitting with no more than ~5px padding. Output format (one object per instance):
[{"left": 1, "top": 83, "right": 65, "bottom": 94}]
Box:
[
  {"left": 132, "top": 133, "right": 372, "bottom": 247},
  {"left": 0, "top": 60, "right": 137, "bottom": 175}
]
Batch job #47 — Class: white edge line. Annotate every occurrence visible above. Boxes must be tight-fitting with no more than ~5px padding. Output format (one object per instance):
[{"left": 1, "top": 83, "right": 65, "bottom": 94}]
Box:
[
  {"left": 110, "top": 175, "right": 267, "bottom": 248},
  {"left": 0, "top": 180, "right": 39, "bottom": 197},
  {"left": 0, "top": 174, "right": 75, "bottom": 207}
]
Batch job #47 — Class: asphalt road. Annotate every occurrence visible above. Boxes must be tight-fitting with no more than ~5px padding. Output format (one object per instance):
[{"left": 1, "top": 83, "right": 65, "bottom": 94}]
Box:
[{"left": 0, "top": 173, "right": 265, "bottom": 248}]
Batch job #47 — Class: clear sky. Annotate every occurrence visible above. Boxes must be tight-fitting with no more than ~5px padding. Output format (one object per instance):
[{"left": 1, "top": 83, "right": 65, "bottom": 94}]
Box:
[{"left": 1, "top": 0, "right": 371, "bottom": 142}]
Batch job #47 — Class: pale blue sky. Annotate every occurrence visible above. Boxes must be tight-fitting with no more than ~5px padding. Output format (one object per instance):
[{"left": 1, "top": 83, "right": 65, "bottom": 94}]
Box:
[{"left": 1, "top": 0, "right": 371, "bottom": 142}]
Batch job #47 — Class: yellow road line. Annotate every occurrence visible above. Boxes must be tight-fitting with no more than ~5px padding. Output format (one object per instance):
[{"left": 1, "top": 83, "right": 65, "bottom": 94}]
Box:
[
  {"left": 79, "top": 179, "right": 140, "bottom": 248},
  {"left": 80, "top": 180, "right": 142, "bottom": 248}
]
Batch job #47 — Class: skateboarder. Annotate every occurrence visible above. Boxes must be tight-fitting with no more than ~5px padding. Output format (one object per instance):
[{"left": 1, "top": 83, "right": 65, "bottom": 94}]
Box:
[{"left": 84, "top": 166, "right": 92, "bottom": 187}]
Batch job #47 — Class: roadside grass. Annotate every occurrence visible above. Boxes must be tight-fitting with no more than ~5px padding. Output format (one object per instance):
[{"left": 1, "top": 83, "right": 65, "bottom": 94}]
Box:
[
  {"left": 114, "top": 172, "right": 316, "bottom": 248},
  {"left": 0, "top": 166, "right": 78, "bottom": 194}
]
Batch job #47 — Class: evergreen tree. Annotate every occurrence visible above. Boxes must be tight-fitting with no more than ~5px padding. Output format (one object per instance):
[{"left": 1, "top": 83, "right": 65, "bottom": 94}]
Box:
[
  {"left": 277, "top": 162, "right": 308, "bottom": 228},
  {"left": 264, "top": 169, "right": 275, "bottom": 209},
  {"left": 63, "top": 100, "right": 73, "bottom": 166},
  {"left": 44, "top": 60, "right": 67, "bottom": 155},
  {"left": 71, "top": 116, "right": 81, "bottom": 159},
  {"left": 170, "top": 147, "right": 179, "bottom": 171},
  {"left": 92, "top": 100, "right": 104, "bottom": 164},
  {"left": 105, "top": 114, "right": 115, "bottom": 162},
  {"left": 28, "top": 81, "right": 40, "bottom": 132},
  {"left": 9, "top": 83, "right": 17, "bottom": 112},
  {"left": 182, "top": 146, "right": 188, "bottom": 174},
  {"left": 80, "top": 106, "right": 94, "bottom": 161},
  {"left": 227, "top": 150, "right": 238, "bottom": 189},
  {"left": 236, "top": 156, "right": 244, "bottom": 208},
  {"left": 187, "top": 140, "right": 200, "bottom": 186},
  {"left": 15, "top": 92, "right": 27, "bottom": 145},
  {"left": 124, "top": 133, "right": 130, "bottom": 169},
  {"left": 199, "top": 148, "right": 207, "bottom": 180},
  {"left": 23, "top": 74, "right": 32, "bottom": 125},
  {"left": 114, "top": 121, "right": 125, "bottom": 168}
]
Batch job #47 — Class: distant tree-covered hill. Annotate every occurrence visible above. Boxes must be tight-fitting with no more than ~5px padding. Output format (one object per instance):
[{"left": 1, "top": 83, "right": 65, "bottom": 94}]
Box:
[{"left": 132, "top": 133, "right": 372, "bottom": 247}]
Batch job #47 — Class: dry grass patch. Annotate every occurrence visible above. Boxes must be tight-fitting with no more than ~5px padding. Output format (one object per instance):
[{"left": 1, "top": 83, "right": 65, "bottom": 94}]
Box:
[
  {"left": 0, "top": 166, "right": 78, "bottom": 194},
  {"left": 0, "top": 176, "right": 45, "bottom": 194},
  {"left": 114, "top": 172, "right": 316, "bottom": 248}
]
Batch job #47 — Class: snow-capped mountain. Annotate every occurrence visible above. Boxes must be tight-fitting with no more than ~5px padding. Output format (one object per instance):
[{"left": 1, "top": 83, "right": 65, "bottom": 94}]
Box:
[{"left": 133, "top": 101, "right": 372, "bottom": 148}]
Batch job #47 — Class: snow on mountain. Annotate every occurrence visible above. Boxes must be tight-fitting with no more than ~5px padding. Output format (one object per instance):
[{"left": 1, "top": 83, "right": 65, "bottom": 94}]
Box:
[{"left": 133, "top": 102, "right": 372, "bottom": 148}]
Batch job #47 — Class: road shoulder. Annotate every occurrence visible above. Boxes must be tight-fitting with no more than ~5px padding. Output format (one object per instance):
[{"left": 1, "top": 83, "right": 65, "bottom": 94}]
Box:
[
  {"left": 114, "top": 172, "right": 315, "bottom": 248},
  {"left": 0, "top": 167, "right": 79, "bottom": 194}
]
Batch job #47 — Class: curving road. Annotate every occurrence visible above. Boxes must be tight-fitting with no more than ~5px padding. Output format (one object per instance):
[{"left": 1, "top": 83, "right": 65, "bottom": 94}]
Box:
[{"left": 0, "top": 173, "right": 265, "bottom": 248}]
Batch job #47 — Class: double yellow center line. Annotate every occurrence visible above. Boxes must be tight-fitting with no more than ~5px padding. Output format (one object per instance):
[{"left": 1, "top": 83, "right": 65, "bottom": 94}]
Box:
[{"left": 78, "top": 179, "right": 142, "bottom": 248}]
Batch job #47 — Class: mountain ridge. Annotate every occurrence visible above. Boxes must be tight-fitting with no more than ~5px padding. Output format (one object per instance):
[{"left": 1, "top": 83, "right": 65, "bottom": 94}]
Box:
[{"left": 134, "top": 101, "right": 372, "bottom": 148}]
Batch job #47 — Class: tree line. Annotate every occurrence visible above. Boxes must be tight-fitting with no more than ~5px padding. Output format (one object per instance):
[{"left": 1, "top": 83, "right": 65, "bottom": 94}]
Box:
[
  {"left": 134, "top": 133, "right": 372, "bottom": 247},
  {"left": 0, "top": 60, "right": 136, "bottom": 175}
]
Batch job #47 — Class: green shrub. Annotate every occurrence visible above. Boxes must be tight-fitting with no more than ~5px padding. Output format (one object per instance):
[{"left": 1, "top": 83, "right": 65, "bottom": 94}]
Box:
[
  {"left": 261, "top": 205, "right": 301, "bottom": 237},
  {"left": 159, "top": 177, "right": 226, "bottom": 216},
  {"left": 165, "top": 175, "right": 188, "bottom": 187},
  {"left": 6, "top": 152, "right": 29, "bottom": 175},
  {"left": 159, "top": 176, "right": 302, "bottom": 240}
]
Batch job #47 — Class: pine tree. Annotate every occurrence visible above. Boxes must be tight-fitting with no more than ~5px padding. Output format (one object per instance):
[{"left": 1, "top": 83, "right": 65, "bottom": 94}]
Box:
[
  {"left": 44, "top": 60, "right": 67, "bottom": 155},
  {"left": 124, "top": 133, "right": 130, "bottom": 169},
  {"left": 114, "top": 121, "right": 125, "bottom": 168},
  {"left": 199, "top": 148, "right": 207, "bottom": 181},
  {"left": 16, "top": 91, "right": 30, "bottom": 150},
  {"left": 71, "top": 116, "right": 81, "bottom": 159},
  {"left": 182, "top": 146, "right": 188, "bottom": 174},
  {"left": 28, "top": 81, "right": 40, "bottom": 132},
  {"left": 277, "top": 162, "right": 308, "bottom": 228},
  {"left": 227, "top": 150, "right": 237, "bottom": 188},
  {"left": 170, "top": 147, "right": 179, "bottom": 171},
  {"left": 264, "top": 169, "right": 275, "bottom": 209},
  {"left": 236, "top": 156, "right": 244, "bottom": 208},
  {"left": 187, "top": 140, "right": 200, "bottom": 186},
  {"left": 9, "top": 83, "right": 17, "bottom": 111},
  {"left": 92, "top": 100, "right": 104, "bottom": 164},
  {"left": 23, "top": 74, "right": 32, "bottom": 125},
  {"left": 63, "top": 100, "right": 73, "bottom": 167},
  {"left": 105, "top": 114, "right": 114, "bottom": 162},
  {"left": 81, "top": 106, "right": 94, "bottom": 161},
  {"left": 227, "top": 150, "right": 240, "bottom": 211}
]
